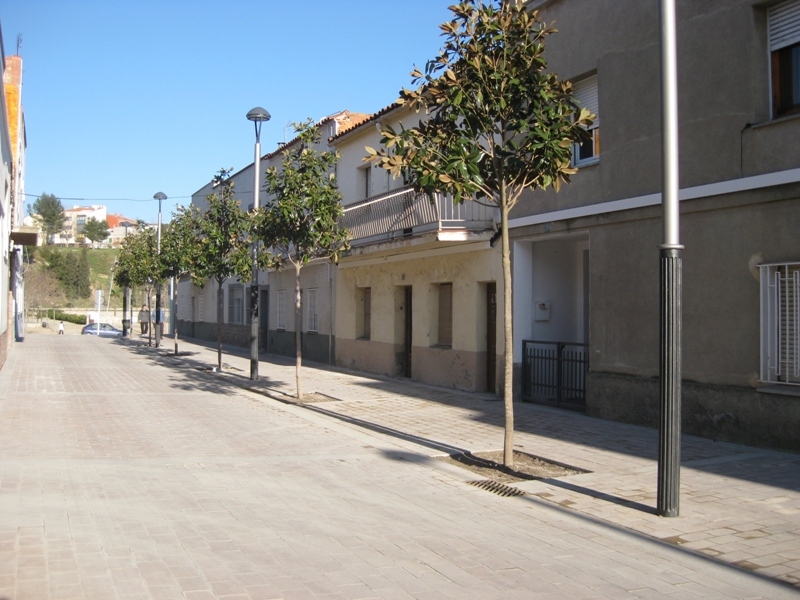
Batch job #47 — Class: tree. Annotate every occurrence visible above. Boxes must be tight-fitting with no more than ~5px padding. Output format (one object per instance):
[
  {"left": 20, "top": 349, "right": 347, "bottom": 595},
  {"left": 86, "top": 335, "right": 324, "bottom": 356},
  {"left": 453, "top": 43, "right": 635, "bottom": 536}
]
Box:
[
  {"left": 193, "top": 170, "right": 252, "bottom": 370},
  {"left": 83, "top": 217, "right": 110, "bottom": 246},
  {"left": 76, "top": 248, "right": 92, "bottom": 299},
  {"left": 115, "top": 223, "right": 160, "bottom": 343},
  {"left": 24, "top": 265, "right": 65, "bottom": 321},
  {"left": 158, "top": 205, "right": 202, "bottom": 354},
  {"left": 29, "top": 193, "right": 66, "bottom": 245},
  {"left": 365, "top": 0, "right": 593, "bottom": 467},
  {"left": 257, "top": 121, "right": 349, "bottom": 400},
  {"left": 38, "top": 247, "right": 92, "bottom": 300}
]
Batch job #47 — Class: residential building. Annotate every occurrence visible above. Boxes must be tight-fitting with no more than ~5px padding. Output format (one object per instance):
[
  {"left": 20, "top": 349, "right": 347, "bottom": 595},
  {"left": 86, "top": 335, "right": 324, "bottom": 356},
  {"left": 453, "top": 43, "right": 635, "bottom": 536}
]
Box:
[
  {"left": 2, "top": 28, "right": 30, "bottom": 366},
  {"left": 54, "top": 204, "right": 107, "bottom": 246},
  {"left": 331, "top": 104, "right": 502, "bottom": 392},
  {"left": 179, "top": 111, "right": 368, "bottom": 360},
  {"left": 509, "top": 0, "right": 800, "bottom": 449},
  {"left": 107, "top": 213, "right": 137, "bottom": 247}
]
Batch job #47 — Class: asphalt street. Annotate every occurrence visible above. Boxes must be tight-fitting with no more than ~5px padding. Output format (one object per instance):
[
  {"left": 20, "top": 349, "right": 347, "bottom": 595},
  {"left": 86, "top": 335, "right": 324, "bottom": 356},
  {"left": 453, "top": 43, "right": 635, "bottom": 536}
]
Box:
[{"left": 0, "top": 332, "right": 798, "bottom": 599}]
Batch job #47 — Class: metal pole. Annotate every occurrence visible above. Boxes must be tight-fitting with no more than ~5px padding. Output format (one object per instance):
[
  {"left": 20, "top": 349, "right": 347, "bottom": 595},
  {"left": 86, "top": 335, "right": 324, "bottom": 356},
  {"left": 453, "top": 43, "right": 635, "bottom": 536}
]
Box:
[
  {"left": 247, "top": 107, "right": 270, "bottom": 381},
  {"left": 250, "top": 136, "right": 262, "bottom": 380},
  {"left": 154, "top": 192, "right": 166, "bottom": 349},
  {"left": 658, "top": 0, "right": 682, "bottom": 518}
]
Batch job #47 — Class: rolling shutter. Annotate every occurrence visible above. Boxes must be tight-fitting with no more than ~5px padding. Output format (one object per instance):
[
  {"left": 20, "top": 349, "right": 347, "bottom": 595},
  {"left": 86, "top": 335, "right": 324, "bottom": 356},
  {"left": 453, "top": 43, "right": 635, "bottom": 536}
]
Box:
[
  {"left": 770, "top": 0, "right": 800, "bottom": 52},
  {"left": 572, "top": 75, "right": 599, "bottom": 123}
]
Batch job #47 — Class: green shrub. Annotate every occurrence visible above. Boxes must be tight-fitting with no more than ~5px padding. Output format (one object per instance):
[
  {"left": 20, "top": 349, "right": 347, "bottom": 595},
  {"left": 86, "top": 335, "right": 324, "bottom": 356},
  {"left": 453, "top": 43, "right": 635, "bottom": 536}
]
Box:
[{"left": 53, "top": 311, "right": 86, "bottom": 325}]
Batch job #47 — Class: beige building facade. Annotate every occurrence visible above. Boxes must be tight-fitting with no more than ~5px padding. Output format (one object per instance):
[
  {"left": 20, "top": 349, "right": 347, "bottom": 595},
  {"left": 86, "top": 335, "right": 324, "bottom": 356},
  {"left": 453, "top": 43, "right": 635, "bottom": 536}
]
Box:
[{"left": 332, "top": 105, "right": 503, "bottom": 392}]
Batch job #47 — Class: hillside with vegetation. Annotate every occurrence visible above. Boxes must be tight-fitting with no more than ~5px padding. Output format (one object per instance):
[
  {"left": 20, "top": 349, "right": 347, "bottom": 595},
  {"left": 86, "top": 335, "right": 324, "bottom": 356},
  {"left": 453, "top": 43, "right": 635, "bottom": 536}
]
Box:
[{"left": 24, "top": 247, "right": 128, "bottom": 315}]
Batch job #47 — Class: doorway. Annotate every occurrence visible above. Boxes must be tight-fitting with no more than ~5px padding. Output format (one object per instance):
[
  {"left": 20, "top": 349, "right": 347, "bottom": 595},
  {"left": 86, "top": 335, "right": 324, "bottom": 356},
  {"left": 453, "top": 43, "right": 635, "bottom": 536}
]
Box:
[
  {"left": 395, "top": 285, "right": 414, "bottom": 377},
  {"left": 486, "top": 282, "right": 497, "bottom": 392}
]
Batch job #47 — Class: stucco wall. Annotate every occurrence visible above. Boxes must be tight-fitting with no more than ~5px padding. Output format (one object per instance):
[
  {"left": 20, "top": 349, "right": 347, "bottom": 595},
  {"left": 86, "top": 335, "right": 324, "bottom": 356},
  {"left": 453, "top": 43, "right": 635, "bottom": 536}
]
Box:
[
  {"left": 514, "top": 0, "right": 798, "bottom": 221},
  {"left": 335, "top": 106, "right": 425, "bottom": 206},
  {"left": 586, "top": 188, "right": 800, "bottom": 387},
  {"left": 336, "top": 245, "right": 502, "bottom": 392}
]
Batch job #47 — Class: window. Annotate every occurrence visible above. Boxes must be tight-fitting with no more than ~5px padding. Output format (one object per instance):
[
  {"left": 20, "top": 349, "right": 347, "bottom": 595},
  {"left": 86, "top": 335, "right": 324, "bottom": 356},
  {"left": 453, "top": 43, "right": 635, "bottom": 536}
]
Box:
[
  {"left": 760, "top": 262, "right": 800, "bottom": 386},
  {"left": 360, "top": 165, "right": 372, "bottom": 199},
  {"left": 572, "top": 75, "right": 600, "bottom": 165},
  {"left": 438, "top": 283, "right": 453, "bottom": 347},
  {"left": 277, "top": 290, "right": 287, "bottom": 330},
  {"left": 770, "top": 0, "right": 800, "bottom": 117},
  {"left": 307, "top": 288, "right": 319, "bottom": 332},
  {"left": 228, "top": 284, "right": 244, "bottom": 324},
  {"left": 357, "top": 287, "right": 371, "bottom": 339}
]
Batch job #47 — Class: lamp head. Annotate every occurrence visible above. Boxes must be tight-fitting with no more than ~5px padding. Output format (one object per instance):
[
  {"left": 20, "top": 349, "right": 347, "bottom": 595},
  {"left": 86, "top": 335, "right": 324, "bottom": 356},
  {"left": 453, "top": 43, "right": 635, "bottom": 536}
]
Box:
[
  {"left": 246, "top": 107, "right": 271, "bottom": 123},
  {"left": 247, "top": 107, "right": 271, "bottom": 144}
]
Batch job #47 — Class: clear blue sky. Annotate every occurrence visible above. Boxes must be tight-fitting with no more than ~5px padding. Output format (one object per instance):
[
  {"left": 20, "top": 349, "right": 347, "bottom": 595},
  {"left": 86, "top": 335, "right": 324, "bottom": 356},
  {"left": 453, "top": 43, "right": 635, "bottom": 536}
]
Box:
[{"left": 3, "top": 0, "right": 454, "bottom": 223}]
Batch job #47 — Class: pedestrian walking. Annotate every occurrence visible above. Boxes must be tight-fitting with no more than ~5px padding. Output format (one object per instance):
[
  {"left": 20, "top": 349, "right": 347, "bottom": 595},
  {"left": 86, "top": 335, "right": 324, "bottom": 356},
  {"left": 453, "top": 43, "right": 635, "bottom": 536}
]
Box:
[
  {"left": 138, "top": 305, "right": 150, "bottom": 334},
  {"left": 58, "top": 321, "right": 64, "bottom": 335}
]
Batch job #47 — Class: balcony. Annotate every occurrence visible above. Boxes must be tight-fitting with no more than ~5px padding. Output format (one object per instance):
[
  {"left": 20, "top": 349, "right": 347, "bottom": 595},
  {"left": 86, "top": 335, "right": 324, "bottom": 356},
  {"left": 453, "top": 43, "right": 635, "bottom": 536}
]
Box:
[{"left": 341, "top": 186, "right": 497, "bottom": 247}]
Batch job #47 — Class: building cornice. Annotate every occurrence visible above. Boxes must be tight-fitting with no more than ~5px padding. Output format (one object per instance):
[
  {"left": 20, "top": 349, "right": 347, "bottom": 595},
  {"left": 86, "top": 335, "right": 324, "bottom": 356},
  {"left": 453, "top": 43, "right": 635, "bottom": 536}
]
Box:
[{"left": 508, "top": 167, "right": 800, "bottom": 230}]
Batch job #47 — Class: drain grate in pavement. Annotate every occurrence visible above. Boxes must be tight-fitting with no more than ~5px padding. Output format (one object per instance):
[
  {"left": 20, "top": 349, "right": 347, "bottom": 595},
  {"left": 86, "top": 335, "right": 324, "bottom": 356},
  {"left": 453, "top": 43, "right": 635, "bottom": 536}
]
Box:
[{"left": 467, "top": 479, "right": 526, "bottom": 497}]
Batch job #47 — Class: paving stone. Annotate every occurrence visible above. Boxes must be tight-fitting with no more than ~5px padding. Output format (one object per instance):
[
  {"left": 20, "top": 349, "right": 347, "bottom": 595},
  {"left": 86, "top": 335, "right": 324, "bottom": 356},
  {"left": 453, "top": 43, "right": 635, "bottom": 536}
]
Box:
[{"left": 0, "top": 335, "right": 798, "bottom": 598}]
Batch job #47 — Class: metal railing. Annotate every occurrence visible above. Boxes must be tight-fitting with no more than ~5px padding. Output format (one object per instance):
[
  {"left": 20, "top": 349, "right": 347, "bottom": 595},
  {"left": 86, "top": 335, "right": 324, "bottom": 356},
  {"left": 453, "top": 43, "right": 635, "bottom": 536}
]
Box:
[
  {"left": 341, "top": 186, "right": 496, "bottom": 246},
  {"left": 521, "top": 340, "right": 588, "bottom": 411}
]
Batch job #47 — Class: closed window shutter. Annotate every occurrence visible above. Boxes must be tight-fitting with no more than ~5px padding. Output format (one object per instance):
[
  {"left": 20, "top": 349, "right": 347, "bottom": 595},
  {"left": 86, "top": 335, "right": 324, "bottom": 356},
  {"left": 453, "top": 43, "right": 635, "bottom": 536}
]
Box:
[
  {"left": 573, "top": 75, "right": 599, "bottom": 125},
  {"left": 770, "top": 0, "right": 800, "bottom": 52}
]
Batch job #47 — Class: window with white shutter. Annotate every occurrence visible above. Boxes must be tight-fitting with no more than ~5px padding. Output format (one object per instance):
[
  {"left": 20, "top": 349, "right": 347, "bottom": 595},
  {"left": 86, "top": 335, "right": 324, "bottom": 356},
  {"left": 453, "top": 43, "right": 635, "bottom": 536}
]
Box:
[{"left": 571, "top": 75, "right": 600, "bottom": 166}]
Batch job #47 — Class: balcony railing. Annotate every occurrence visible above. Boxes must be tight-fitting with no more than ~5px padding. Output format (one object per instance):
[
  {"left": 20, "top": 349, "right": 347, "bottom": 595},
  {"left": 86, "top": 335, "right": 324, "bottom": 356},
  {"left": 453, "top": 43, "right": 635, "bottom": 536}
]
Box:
[{"left": 341, "top": 186, "right": 496, "bottom": 247}]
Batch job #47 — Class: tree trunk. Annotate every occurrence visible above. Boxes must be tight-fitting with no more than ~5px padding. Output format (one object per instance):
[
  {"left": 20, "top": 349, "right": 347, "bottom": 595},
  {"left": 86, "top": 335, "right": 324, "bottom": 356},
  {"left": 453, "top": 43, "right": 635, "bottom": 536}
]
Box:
[
  {"left": 216, "top": 279, "right": 223, "bottom": 371},
  {"left": 173, "top": 291, "right": 179, "bottom": 356},
  {"left": 294, "top": 261, "right": 303, "bottom": 400},
  {"left": 501, "top": 197, "right": 515, "bottom": 468},
  {"left": 147, "top": 288, "right": 152, "bottom": 347}
]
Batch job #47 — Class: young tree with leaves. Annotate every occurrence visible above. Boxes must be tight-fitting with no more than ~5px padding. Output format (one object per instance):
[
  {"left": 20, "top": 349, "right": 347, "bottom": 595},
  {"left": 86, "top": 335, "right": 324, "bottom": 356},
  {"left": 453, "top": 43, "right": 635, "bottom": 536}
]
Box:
[
  {"left": 29, "top": 193, "right": 66, "bottom": 245},
  {"left": 365, "top": 0, "right": 593, "bottom": 467},
  {"left": 158, "top": 205, "right": 202, "bottom": 355},
  {"left": 83, "top": 217, "right": 110, "bottom": 247},
  {"left": 256, "top": 121, "right": 349, "bottom": 400},
  {"left": 115, "top": 224, "right": 160, "bottom": 344},
  {"left": 192, "top": 171, "right": 253, "bottom": 370}
]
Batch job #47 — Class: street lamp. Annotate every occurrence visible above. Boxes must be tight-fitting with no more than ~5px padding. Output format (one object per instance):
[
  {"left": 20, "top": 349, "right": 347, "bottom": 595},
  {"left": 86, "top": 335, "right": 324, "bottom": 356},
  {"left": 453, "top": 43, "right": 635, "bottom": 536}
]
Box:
[
  {"left": 657, "top": 0, "right": 682, "bottom": 518},
  {"left": 247, "top": 106, "right": 271, "bottom": 380},
  {"left": 154, "top": 191, "right": 167, "bottom": 348}
]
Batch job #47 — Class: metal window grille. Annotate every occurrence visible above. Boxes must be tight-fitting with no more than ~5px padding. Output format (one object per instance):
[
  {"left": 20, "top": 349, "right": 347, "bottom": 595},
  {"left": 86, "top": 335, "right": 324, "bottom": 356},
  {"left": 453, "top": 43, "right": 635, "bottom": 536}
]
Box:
[{"left": 760, "top": 262, "right": 800, "bottom": 385}]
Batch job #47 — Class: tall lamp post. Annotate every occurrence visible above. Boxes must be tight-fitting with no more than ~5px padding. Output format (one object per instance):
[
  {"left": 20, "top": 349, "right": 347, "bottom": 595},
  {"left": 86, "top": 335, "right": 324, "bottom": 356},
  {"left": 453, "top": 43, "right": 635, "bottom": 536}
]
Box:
[
  {"left": 247, "top": 107, "right": 271, "bottom": 381},
  {"left": 154, "top": 191, "right": 167, "bottom": 349},
  {"left": 657, "top": 0, "right": 682, "bottom": 518}
]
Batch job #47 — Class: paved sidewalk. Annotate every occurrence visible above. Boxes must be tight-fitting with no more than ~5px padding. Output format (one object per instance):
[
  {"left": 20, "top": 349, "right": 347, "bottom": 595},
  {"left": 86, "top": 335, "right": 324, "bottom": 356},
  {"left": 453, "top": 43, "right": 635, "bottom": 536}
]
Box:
[
  {"left": 159, "top": 336, "right": 800, "bottom": 589},
  {"left": 1, "top": 333, "right": 798, "bottom": 599}
]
